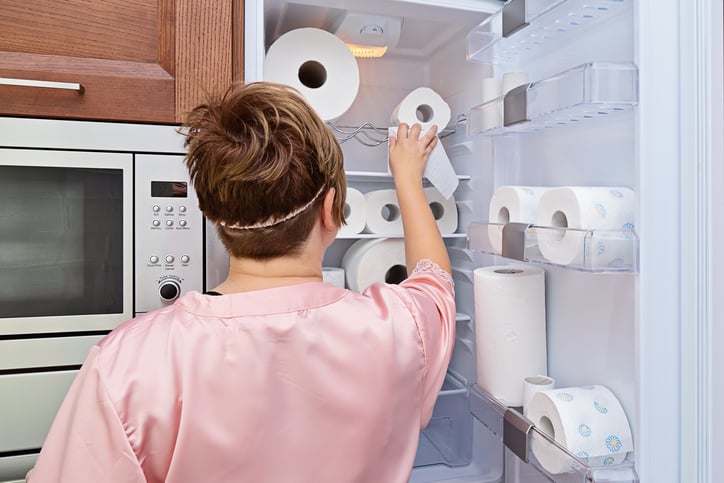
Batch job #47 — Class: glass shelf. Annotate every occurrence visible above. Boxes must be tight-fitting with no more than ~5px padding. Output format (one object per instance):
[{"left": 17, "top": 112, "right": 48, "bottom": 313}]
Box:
[
  {"left": 337, "top": 232, "right": 467, "bottom": 240},
  {"left": 466, "top": 0, "right": 632, "bottom": 65},
  {"left": 470, "top": 385, "right": 639, "bottom": 483},
  {"left": 468, "top": 62, "right": 638, "bottom": 136},
  {"left": 467, "top": 221, "right": 638, "bottom": 273},
  {"left": 345, "top": 171, "right": 471, "bottom": 181}
]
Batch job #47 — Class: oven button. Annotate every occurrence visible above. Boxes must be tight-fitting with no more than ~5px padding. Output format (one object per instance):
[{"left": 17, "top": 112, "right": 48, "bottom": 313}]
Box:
[
  {"left": 179, "top": 219, "right": 187, "bottom": 227},
  {"left": 166, "top": 220, "right": 174, "bottom": 227},
  {"left": 166, "top": 206, "right": 173, "bottom": 212},
  {"left": 179, "top": 206, "right": 187, "bottom": 213},
  {"left": 180, "top": 255, "right": 190, "bottom": 264},
  {"left": 149, "top": 255, "right": 159, "bottom": 264},
  {"left": 159, "top": 280, "right": 181, "bottom": 302},
  {"left": 153, "top": 205, "right": 160, "bottom": 212},
  {"left": 152, "top": 220, "right": 161, "bottom": 227},
  {"left": 165, "top": 255, "right": 174, "bottom": 264}
]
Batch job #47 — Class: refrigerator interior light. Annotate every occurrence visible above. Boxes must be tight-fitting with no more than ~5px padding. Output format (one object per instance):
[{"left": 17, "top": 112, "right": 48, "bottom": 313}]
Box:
[{"left": 328, "top": 11, "right": 402, "bottom": 58}]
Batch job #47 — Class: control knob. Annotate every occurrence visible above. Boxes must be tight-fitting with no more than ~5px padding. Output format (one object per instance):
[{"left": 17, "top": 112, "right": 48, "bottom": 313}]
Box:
[{"left": 159, "top": 279, "right": 181, "bottom": 302}]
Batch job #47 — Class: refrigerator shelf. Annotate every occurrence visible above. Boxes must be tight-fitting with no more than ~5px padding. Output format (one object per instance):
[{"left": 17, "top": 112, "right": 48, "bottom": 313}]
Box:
[
  {"left": 414, "top": 374, "right": 473, "bottom": 468},
  {"left": 345, "top": 171, "right": 471, "bottom": 181},
  {"left": 466, "top": 0, "right": 632, "bottom": 65},
  {"left": 470, "top": 385, "right": 639, "bottom": 483},
  {"left": 467, "top": 221, "right": 638, "bottom": 273},
  {"left": 327, "top": 115, "right": 467, "bottom": 146},
  {"left": 468, "top": 62, "right": 638, "bottom": 136}
]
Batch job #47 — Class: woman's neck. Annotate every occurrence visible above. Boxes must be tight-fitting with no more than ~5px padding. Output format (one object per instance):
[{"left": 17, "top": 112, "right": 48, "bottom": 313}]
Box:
[{"left": 214, "top": 253, "right": 323, "bottom": 294}]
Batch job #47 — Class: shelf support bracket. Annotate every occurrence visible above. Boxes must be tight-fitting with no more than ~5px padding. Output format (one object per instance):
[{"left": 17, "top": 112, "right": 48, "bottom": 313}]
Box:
[
  {"left": 503, "top": 84, "right": 530, "bottom": 127},
  {"left": 502, "top": 0, "right": 529, "bottom": 38},
  {"left": 501, "top": 222, "right": 530, "bottom": 261},
  {"left": 503, "top": 408, "right": 533, "bottom": 463}
]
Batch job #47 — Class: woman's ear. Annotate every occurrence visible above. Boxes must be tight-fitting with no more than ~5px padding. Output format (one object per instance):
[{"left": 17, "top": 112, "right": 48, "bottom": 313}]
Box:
[{"left": 321, "top": 188, "right": 337, "bottom": 232}]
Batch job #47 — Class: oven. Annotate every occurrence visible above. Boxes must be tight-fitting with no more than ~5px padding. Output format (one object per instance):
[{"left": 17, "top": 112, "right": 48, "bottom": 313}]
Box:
[{"left": 0, "top": 122, "right": 213, "bottom": 479}]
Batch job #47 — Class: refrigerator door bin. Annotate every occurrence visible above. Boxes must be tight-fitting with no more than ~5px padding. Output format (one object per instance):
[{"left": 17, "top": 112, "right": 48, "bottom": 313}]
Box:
[
  {"left": 470, "top": 386, "right": 639, "bottom": 483},
  {"left": 414, "top": 373, "right": 473, "bottom": 468},
  {"left": 466, "top": 0, "right": 632, "bottom": 65},
  {"left": 468, "top": 62, "right": 638, "bottom": 136},
  {"left": 467, "top": 222, "right": 639, "bottom": 273}
]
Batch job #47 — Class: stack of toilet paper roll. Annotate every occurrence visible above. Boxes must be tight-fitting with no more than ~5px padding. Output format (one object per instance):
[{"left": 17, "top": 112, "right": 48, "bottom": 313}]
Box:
[
  {"left": 487, "top": 186, "right": 636, "bottom": 268},
  {"left": 473, "top": 265, "right": 547, "bottom": 407},
  {"left": 264, "top": 28, "right": 360, "bottom": 121},
  {"left": 363, "top": 187, "right": 458, "bottom": 235},
  {"left": 527, "top": 385, "right": 634, "bottom": 474},
  {"left": 390, "top": 87, "right": 459, "bottom": 200}
]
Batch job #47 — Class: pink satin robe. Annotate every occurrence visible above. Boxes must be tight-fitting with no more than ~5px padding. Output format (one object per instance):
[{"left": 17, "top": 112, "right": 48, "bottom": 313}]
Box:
[{"left": 27, "top": 260, "right": 455, "bottom": 482}]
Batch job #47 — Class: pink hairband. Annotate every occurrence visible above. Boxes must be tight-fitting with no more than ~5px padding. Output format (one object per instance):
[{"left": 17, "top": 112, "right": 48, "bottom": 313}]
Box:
[{"left": 218, "top": 185, "right": 326, "bottom": 230}]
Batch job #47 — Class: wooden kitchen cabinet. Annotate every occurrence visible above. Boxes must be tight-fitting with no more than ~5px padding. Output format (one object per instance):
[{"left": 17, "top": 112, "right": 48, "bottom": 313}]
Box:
[{"left": 0, "top": 0, "right": 244, "bottom": 124}]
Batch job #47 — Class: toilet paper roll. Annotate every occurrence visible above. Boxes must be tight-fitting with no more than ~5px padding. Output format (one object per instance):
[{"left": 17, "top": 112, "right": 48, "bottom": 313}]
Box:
[
  {"left": 481, "top": 77, "right": 504, "bottom": 131},
  {"left": 391, "top": 87, "right": 452, "bottom": 132},
  {"left": 390, "top": 87, "right": 458, "bottom": 199},
  {"left": 339, "top": 187, "right": 366, "bottom": 235},
  {"left": 322, "top": 267, "right": 346, "bottom": 288},
  {"left": 342, "top": 238, "right": 407, "bottom": 293},
  {"left": 535, "top": 187, "right": 636, "bottom": 267},
  {"left": 364, "top": 189, "right": 403, "bottom": 235},
  {"left": 488, "top": 186, "right": 549, "bottom": 252},
  {"left": 425, "top": 187, "right": 458, "bottom": 235},
  {"left": 473, "top": 265, "right": 547, "bottom": 407},
  {"left": 264, "top": 28, "right": 360, "bottom": 121},
  {"left": 523, "top": 375, "right": 556, "bottom": 416},
  {"left": 503, "top": 71, "right": 530, "bottom": 94},
  {"left": 527, "top": 386, "right": 634, "bottom": 474}
]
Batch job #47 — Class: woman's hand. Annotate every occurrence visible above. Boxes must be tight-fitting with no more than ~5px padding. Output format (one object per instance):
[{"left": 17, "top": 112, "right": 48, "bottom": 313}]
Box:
[{"left": 388, "top": 123, "right": 439, "bottom": 187}]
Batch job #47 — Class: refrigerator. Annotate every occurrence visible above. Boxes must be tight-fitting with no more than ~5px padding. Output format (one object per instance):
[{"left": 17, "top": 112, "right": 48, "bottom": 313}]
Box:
[{"left": 239, "top": 0, "right": 724, "bottom": 482}]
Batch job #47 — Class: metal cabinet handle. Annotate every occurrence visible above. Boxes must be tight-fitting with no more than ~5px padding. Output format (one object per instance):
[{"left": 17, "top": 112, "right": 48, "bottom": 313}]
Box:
[{"left": 0, "top": 77, "right": 84, "bottom": 94}]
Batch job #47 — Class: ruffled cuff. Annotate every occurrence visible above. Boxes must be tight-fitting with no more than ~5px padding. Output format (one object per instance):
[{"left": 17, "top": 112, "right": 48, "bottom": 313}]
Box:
[{"left": 411, "top": 259, "right": 454, "bottom": 292}]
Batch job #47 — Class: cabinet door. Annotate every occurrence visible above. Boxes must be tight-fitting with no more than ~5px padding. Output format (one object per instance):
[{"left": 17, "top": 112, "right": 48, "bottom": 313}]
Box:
[{"left": 0, "top": 0, "right": 243, "bottom": 124}]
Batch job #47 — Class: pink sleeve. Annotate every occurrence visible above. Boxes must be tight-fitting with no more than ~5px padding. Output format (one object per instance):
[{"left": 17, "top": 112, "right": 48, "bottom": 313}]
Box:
[
  {"left": 398, "top": 259, "right": 456, "bottom": 428},
  {"left": 26, "top": 346, "right": 146, "bottom": 483}
]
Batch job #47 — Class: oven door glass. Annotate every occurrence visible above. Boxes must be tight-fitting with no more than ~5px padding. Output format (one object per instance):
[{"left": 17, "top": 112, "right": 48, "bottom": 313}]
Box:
[{"left": 0, "top": 150, "right": 132, "bottom": 334}]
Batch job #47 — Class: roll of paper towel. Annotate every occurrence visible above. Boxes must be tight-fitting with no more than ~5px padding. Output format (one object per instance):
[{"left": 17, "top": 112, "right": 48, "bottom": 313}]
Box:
[
  {"left": 488, "top": 186, "right": 549, "bottom": 252},
  {"left": 339, "top": 187, "right": 366, "bottom": 235},
  {"left": 322, "top": 267, "right": 346, "bottom": 288},
  {"left": 473, "top": 265, "right": 547, "bottom": 407},
  {"left": 535, "top": 187, "right": 636, "bottom": 267},
  {"left": 390, "top": 87, "right": 458, "bottom": 200},
  {"left": 264, "top": 28, "right": 360, "bottom": 121},
  {"left": 364, "top": 189, "right": 403, "bottom": 235},
  {"left": 342, "top": 238, "right": 407, "bottom": 292},
  {"left": 527, "top": 385, "right": 634, "bottom": 474},
  {"left": 425, "top": 187, "right": 458, "bottom": 235},
  {"left": 481, "top": 77, "right": 504, "bottom": 131}
]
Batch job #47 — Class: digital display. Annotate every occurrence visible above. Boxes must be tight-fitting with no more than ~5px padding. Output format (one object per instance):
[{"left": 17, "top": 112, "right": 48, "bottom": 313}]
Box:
[{"left": 151, "top": 181, "right": 187, "bottom": 198}]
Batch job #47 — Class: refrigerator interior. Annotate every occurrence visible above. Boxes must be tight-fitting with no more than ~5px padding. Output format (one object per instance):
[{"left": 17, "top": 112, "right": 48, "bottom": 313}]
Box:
[{"left": 253, "top": 0, "right": 639, "bottom": 481}]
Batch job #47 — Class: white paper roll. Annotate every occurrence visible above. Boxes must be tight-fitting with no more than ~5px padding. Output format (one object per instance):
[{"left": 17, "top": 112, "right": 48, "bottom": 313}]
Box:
[
  {"left": 527, "top": 386, "right": 634, "bottom": 474},
  {"left": 264, "top": 28, "right": 360, "bottom": 121},
  {"left": 391, "top": 87, "right": 452, "bottom": 131},
  {"left": 425, "top": 187, "right": 458, "bottom": 235},
  {"left": 364, "top": 189, "right": 403, "bottom": 235},
  {"left": 389, "top": 87, "right": 458, "bottom": 199},
  {"left": 473, "top": 265, "right": 547, "bottom": 407},
  {"left": 322, "top": 267, "right": 346, "bottom": 288},
  {"left": 488, "top": 186, "right": 549, "bottom": 252},
  {"left": 503, "top": 71, "right": 530, "bottom": 94},
  {"left": 342, "top": 238, "right": 407, "bottom": 293},
  {"left": 339, "top": 187, "right": 366, "bottom": 236},
  {"left": 481, "top": 77, "right": 504, "bottom": 131},
  {"left": 523, "top": 375, "right": 556, "bottom": 416},
  {"left": 535, "top": 187, "right": 636, "bottom": 267}
]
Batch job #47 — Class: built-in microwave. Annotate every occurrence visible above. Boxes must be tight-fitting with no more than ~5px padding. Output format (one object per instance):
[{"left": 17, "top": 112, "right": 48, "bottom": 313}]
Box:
[{"left": 0, "top": 118, "right": 232, "bottom": 479}]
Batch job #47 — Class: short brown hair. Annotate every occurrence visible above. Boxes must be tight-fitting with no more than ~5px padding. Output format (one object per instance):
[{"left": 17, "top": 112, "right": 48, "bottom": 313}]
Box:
[{"left": 183, "top": 82, "right": 347, "bottom": 259}]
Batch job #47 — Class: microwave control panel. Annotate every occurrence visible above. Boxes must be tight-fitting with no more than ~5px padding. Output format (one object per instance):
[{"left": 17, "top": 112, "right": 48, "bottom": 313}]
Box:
[{"left": 134, "top": 155, "right": 204, "bottom": 313}]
